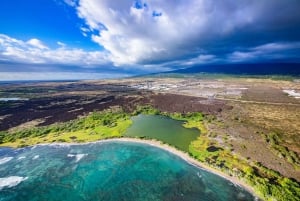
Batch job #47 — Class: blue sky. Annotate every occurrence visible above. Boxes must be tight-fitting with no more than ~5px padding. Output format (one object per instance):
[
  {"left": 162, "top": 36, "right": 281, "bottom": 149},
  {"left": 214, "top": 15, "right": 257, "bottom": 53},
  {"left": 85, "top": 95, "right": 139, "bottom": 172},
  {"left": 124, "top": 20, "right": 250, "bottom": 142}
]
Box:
[
  {"left": 0, "top": 0, "right": 100, "bottom": 49},
  {"left": 0, "top": 0, "right": 300, "bottom": 80}
]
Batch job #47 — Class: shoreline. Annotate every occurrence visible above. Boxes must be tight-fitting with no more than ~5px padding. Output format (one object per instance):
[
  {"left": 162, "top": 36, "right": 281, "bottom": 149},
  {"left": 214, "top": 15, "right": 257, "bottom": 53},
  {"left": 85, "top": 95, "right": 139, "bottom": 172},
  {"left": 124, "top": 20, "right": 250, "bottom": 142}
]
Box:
[
  {"left": 102, "top": 138, "right": 258, "bottom": 199},
  {"left": 1, "top": 137, "right": 259, "bottom": 199}
]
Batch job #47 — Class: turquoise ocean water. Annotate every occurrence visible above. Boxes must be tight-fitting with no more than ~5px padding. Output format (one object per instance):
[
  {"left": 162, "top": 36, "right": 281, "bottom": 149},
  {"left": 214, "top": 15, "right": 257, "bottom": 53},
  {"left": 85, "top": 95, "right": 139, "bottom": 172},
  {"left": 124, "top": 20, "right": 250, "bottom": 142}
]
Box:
[{"left": 0, "top": 142, "right": 256, "bottom": 201}]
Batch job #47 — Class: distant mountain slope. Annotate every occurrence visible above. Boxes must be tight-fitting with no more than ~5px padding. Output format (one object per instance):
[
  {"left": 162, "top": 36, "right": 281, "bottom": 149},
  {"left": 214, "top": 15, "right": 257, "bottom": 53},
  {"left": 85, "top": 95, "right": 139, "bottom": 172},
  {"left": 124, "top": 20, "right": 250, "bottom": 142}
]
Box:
[{"left": 170, "top": 63, "right": 300, "bottom": 76}]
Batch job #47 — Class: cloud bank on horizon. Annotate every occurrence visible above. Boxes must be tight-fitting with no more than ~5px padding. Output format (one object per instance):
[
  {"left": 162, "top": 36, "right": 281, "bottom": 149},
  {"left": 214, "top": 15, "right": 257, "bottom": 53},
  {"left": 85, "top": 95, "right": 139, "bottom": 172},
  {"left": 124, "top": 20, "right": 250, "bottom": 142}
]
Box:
[{"left": 0, "top": 0, "right": 300, "bottom": 79}]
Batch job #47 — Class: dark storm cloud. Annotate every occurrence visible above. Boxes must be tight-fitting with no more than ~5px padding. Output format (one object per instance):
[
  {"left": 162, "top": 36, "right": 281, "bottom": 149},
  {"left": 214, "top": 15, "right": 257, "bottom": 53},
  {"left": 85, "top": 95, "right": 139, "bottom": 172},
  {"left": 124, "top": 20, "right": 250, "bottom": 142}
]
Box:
[{"left": 75, "top": 0, "right": 300, "bottom": 66}]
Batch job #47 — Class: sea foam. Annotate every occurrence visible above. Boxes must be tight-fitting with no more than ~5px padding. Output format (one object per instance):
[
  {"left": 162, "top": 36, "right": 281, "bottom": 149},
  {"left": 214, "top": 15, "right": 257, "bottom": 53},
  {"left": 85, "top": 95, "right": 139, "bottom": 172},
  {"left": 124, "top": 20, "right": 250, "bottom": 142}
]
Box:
[
  {"left": 67, "top": 154, "right": 88, "bottom": 162},
  {"left": 0, "top": 157, "right": 13, "bottom": 165},
  {"left": 17, "top": 156, "right": 26, "bottom": 160},
  {"left": 0, "top": 176, "right": 28, "bottom": 190}
]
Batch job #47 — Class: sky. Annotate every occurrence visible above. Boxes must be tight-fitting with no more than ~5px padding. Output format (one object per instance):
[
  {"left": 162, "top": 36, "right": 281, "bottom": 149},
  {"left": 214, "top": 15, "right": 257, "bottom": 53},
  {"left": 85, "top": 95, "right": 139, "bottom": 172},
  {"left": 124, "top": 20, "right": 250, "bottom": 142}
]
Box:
[{"left": 0, "top": 0, "right": 300, "bottom": 80}]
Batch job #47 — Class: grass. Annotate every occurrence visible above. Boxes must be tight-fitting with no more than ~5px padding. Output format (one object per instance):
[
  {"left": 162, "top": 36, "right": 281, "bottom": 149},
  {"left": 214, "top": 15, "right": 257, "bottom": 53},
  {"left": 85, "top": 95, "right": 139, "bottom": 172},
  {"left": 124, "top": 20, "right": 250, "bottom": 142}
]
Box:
[
  {"left": 0, "top": 108, "right": 132, "bottom": 147},
  {"left": 1, "top": 119, "right": 132, "bottom": 147}
]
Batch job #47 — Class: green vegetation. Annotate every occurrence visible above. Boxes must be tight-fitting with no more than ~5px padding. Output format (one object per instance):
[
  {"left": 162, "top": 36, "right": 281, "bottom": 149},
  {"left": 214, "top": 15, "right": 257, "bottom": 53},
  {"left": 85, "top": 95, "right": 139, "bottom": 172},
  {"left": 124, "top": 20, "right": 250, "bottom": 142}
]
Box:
[
  {"left": 0, "top": 108, "right": 132, "bottom": 147},
  {"left": 0, "top": 131, "right": 6, "bottom": 144},
  {"left": 1, "top": 105, "right": 299, "bottom": 200},
  {"left": 262, "top": 132, "right": 300, "bottom": 169},
  {"left": 145, "top": 73, "right": 298, "bottom": 81},
  {"left": 132, "top": 105, "right": 161, "bottom": 115},
  {"left": 189, "top": 121, "right": 300, "bottom": 201}
]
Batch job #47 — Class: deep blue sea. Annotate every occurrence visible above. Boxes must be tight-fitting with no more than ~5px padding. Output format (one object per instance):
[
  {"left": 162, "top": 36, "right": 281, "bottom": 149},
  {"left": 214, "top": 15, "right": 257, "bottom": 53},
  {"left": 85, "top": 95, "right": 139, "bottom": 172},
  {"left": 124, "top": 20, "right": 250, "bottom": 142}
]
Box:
[{"left": 0, "top": 142, "right": 257, "bottom": 201}]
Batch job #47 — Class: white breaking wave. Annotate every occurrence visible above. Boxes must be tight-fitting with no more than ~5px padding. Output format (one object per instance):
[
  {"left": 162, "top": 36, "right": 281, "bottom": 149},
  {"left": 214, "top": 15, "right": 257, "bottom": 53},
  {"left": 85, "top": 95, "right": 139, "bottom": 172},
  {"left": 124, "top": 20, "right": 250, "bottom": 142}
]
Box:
[
  {"left": 197, "top": 172, "right": 202, "bottom": 178},
  {"left": 31, "top": 145, "right": 37, "bottom": 150},
  {"left": 48, "top": 143, "right": 71, "bottom": 148},
  {"left": 0, "top": 157, "right": 13, "bottom": 165},
  {"left": 17, "top": 156, "right": 26, "bottom": 160},
  {"left": 32, "top": 155, "right": 39, "bottom": 160},
  {"left": 67, "top": 154, "right": 88, "bottom": 162},
  {"left": 0, "top": 176, "right": 28, "bottom": 190}
]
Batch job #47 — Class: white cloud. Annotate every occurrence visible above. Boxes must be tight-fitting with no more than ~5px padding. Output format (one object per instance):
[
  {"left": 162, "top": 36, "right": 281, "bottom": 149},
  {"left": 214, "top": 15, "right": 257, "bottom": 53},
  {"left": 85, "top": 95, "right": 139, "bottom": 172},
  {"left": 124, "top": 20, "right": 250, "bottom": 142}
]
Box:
[
  {"left": 228, "top": 42, "right": 300, "bottom": 62},
  {"left": 57, "top": 41, "right": 66, "bottom": 48},
  {"left": 76, "top": 0, "right": 216, "bottom": 65},
  {"left": 229, "top": 51, "right": 256, "bottom": 62},
  {"left": 181, "top": 54, "right": 217, "bottom": 66},
  {"left": 72, "top": 0, "right": 300, "bottom": 66},
  {"left": 252, "top": 42, "right": 300, "bottom": 52},
  {"left": 64, "top": 0, "right": 77, "bottom": 7},
  {"left": 0, "top": 34, "right": 109, "bottom": 66},
  {"left": 0, "top": 72, "right": 130, "bottom": 81},
  {"left": 80, "top": 27, "right": 90, "bottom": 37},
  {"left": 27, "top": 39, "right": 48, "bottom": 50}
]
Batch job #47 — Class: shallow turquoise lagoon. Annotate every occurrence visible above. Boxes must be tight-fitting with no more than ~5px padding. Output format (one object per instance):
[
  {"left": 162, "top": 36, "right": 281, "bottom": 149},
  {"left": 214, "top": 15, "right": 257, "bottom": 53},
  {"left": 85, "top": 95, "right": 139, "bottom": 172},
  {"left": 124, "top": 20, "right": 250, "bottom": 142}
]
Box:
[{"left": 0, "top": 142, "right": 256, "bottom": 201}]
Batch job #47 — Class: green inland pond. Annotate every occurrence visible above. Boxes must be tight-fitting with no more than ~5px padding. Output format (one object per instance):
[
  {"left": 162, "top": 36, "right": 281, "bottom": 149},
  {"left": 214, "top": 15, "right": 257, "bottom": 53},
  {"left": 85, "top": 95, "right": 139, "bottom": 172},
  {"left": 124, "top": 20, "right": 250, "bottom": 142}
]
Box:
[
  {"left": 0, "top": 141, "right": 257, "bottom": 201},
  {"left": 125, "top": 115, "right": 200, "bottom": 151}
]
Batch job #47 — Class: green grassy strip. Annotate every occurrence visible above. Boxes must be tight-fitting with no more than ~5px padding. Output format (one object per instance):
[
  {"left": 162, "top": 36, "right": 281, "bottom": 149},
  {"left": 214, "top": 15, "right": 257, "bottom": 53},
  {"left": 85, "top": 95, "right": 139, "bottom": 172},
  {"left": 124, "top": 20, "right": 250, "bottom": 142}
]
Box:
[{"left": 0, "top": 108, "right": 131, "bottom": 147}]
